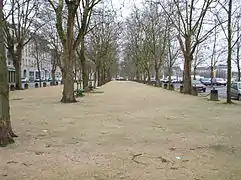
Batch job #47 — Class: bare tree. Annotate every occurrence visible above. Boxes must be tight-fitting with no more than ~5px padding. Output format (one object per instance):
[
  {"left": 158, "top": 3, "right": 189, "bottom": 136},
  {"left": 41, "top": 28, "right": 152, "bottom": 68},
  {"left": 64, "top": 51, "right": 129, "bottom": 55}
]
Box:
[
  {"left": 47, "top": 0, "right": 101, "bottom": 102},
  {"left": 214, "top": 0, "right": 241, "bottom": 103},
  {"left": 0, "top": 0, "right": 16, "bottom": 147},
  {"left": 123, "top": 4, "right": 171, "bottom": 84},
  {"left": 87, "top": 7, "right": 120, "bottom": 87},
  {"left": 159, "top": 0, "right": 218, "bottom": 94},
  {"left": 234, "top": 14, "right": 241, "bottom": 81},
  {"left": 166, "top": 35, "right": 179, "bottom": 85},
  {"left": 140, "top": 2, "right": 169, "bottom": 85},
  {"left": 4, "top": 0, "right": 41, "bottom": 90},
  {"left": 31, "top": 35, "right": 50, "bottom": 87},
  {"left": 39, "top": 4, "right": 62, "bottom": 86},
  {"left": 227, "top": 0, "right": 233, "bottom": 103}
]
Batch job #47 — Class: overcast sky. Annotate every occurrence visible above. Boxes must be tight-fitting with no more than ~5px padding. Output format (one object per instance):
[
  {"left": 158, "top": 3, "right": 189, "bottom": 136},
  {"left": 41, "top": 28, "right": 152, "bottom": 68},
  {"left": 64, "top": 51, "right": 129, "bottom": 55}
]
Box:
[{"left": 109, "top": 0, "right": 241, "bottom": 73}]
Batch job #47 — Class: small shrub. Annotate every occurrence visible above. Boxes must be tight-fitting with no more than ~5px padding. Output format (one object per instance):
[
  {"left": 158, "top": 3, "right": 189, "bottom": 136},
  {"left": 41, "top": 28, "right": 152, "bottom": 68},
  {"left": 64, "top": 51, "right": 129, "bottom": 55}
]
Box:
[{"left": 74, "top": 89, "right": 84, "bottom": 97}]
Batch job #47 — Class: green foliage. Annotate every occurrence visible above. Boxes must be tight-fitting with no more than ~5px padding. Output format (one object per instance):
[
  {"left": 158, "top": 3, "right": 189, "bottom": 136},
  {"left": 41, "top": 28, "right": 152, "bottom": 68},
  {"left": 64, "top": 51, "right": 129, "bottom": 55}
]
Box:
[{"left": 74, "top": 89, "right": 84, "bottom": 97}]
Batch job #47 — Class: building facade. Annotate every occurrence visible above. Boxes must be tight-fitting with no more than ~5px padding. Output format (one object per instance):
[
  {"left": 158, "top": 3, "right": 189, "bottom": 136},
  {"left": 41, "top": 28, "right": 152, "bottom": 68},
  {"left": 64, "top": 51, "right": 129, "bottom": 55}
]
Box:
[
  {"left": 6, "top": 36, "right": 62, "bottom": 83},
  {"left": 195, "top": 65, "right": 228, "bottom": 79}
]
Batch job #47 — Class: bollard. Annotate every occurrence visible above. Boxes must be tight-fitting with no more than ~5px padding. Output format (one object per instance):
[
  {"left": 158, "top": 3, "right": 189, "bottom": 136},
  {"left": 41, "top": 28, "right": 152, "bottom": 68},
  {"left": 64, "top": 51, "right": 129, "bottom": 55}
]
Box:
[
  {"left": 164, "top": 84, "right": 168, "bottom": 89},
  {"left": 168, "top": 84, "right": 174, "bottom": 90},
  {"left": 210, "top": 89, "right": 219, "bottom": 101},
  {"left": 180, "top": 85, "right": 183, "bottom": 93},
  {"left": 43, "top": 82, "right": 47, "bottom": 87},
  {"left": 192, "top": 87, "right": 198, "bottom": 96},
  {"left": 24, "top": 83, "right": 29, "bottom": 89},
  {"left": 10, "top": 84, "right": 15, "bottom": 91}
]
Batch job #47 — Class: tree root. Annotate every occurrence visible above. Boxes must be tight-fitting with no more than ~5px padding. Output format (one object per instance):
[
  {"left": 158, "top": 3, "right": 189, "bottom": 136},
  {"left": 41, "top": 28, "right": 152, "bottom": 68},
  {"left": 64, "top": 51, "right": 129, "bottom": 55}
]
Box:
[
  {"left": 9, "top": 130, "right": 18, "bottom": 138},
  {"left": 0, "top": 134, "right": 15, "bottom": 147},
  {"left": 60, "top": 97, "right": 78, "bottom": 103}
]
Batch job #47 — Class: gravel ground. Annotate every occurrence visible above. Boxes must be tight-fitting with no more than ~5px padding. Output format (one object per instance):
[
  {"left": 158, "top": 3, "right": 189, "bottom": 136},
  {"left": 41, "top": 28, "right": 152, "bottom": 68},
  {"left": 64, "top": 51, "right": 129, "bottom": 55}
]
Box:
[{"left": 1, "top": 81, "right": 241, "bottom": 180}]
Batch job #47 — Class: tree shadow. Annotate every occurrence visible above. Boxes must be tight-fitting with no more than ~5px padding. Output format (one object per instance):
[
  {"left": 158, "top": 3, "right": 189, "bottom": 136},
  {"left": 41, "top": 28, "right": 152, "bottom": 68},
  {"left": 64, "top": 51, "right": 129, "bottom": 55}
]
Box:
[{"left": 87, "top": 91, "right": 104, "bottom": 94}]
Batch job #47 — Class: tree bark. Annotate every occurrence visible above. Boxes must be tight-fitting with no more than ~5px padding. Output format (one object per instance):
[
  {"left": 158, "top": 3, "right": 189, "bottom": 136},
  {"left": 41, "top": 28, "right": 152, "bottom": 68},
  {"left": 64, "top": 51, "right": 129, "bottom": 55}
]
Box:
[
  {"left": 51, "top": 69, "right": 56, "bottom": 85},
  {"left": 61, "top": 67, "right": 76, "bottom": 103},
  {"left": 226, "top": 0, "right": 232, "bottom": 103},
  {"left": 193, "top": 66, "right": 197, "bottom": 80},
  {"left": 168, "top": 67, "right": 172, "bottom": 86},
  {"left": 0, "top": 0, "right": 15, "bottom": 146},
  {"left": 93, "top": 71, "right": 97, "bottom": 88},
  {"left": 136, "top": 69, "right": 140, "bottom": 81},
  {"left": 61, "top": 48, "right": 76, "bottom": 103},
  {"left": 0, "top": 55, "right": 15, "bottom": 146},
  {"left": 37, "top": 62, "right": 42, "bottom": 87},
  {"left": 97, "top": 67, "right": 101, "bottom": 86},
  {"left": 182, "top": 35, "right": 192, "bottom": 94},
  {"left": 155, "top": 67, "right": 160, "bottom": 86},
  {"left": 238, "top": 63, "right": 240, "bottom": 82},
  {"left": 210, "top": 66, "right": 214, "bottom": 86},
  {"left": 146, "top": 69, "right": 151, "bottom": 84},
  {"left": 183, "top": 55, "right": 192, "bottom": 94},
  {"left": 80, "top": 51, "right": 88, "bottom": 91},
  {"left": 14, "top": 46, "right": 23, "bottom": 90},
  {"left": 237, "top": 20, "right": 240, "bottom": 82}
]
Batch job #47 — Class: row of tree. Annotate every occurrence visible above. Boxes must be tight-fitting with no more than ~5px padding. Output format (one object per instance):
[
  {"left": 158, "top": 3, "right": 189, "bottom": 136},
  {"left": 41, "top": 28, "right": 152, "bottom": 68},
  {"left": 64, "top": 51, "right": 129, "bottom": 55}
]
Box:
[
  {"left": 122, "top": 0, "right": 241, "bottom": 103},
  {"left": 0, "top": 0, "right": 120, "bottom": 146}
]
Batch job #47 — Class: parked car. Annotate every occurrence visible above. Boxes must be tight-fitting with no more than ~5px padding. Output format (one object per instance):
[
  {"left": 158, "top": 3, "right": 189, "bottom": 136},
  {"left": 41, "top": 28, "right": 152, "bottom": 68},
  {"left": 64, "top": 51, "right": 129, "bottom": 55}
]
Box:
[
  {"left": 192, "top": 79, "right": 206, "bottom": 92},
  {"left": 200, "top": 78, "right": 211, "bottom": 86},
  {"left": 215, "top": 78, "right": 227, "bottom": 86},
  {"left": 231, "top": 82, "right": 241, "bottom": 100}
]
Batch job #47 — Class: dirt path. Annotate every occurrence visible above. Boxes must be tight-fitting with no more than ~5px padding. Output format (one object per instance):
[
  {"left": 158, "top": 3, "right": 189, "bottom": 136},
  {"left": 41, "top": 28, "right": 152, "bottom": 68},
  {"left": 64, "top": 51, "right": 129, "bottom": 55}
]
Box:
[{"left": 1, "top": 81, "right": 241, "bottom": 180}]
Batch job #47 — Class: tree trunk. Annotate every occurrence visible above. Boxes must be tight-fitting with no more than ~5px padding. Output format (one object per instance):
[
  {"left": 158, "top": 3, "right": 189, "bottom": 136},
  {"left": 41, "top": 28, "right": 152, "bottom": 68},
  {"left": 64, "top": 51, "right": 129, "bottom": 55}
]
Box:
[
  {"left": 193, "top": 67, "right": 197, "bottom": 80},
  {"left": 0, "top": 2, "right": 15, "bottom": 145},
  {"left": 51, "top": 69, "right": 56, "bottom": 85},
  {"left": 147, "top": 69, "right": 151, "bottom": 84},
  {"left": 80, "top": 49, "right": 89, "bottom": 91},
  {"left": 155, "top": 67, "right": 160, "bottom": 86},
  {"left": 14, "top": 47, "right": 23, "bottom": 90},
  {"left": 81, "top": 58, "right": 88, "bottom": 90},
  {"left": 136, "top": 69, "right": 140, "bottom": 81},
  {"left": 168, "top": 67, "right": 172, "bottom": 86},
  {"left": 97, "top": 67, "right": 101, "bottom": 86},
  {"left": 238, "top": 64, "right": 241, "bottom": 82},
  {"left": 182, "top": 35, "right": 193, "bottom": 94},
  {"left": 37, "top": 68, "right": 41, "bottom": 87},
  {"left": 183, "top": 55, "right": 192, "bottom": 94},
  {"left": 61, "top": 67, "right": 76, "bottom": 103},
  {"left": 93, "top": 71, "right": 97, "bottom": 88},
  {"left": 61, "top": 49, "right": 76, "bottom": 103},
  {"left": 143, "top": 72, "right": 147, "bottom": 83},
  {"left": 101, "top": 68, "right": 106, "bottom": 85},
  {"left": 237, "top": 21, "right": 240, "bottom": 82},
  {"left": 0, "top": 78, "right": 15, "bottom": 146},
  {"left": 226, "top": 0, "right": 232, "bottom": 103},
  {"left": 14, "top": 60, "right": 22, "bottom": 90},
  {"left": 211, "top": 66, "right": 214, "bottom": 86}
]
